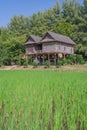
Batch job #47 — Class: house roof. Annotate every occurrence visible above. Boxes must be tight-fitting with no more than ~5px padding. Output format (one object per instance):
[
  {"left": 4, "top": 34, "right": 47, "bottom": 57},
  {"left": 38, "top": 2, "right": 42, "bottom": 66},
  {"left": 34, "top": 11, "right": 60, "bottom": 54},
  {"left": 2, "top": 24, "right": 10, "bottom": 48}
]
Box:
[
  {"left": 25, "top": 32, "right": 76, "bottom": 45},
  {"left": 25, "top": 35, "right": 42, "bottom": 45},
  {"left": 30, "top": 35, "right": 42, "bottom": 42},
  {"left": 40, "top": 31, "right": 76, "bottom": 45}
]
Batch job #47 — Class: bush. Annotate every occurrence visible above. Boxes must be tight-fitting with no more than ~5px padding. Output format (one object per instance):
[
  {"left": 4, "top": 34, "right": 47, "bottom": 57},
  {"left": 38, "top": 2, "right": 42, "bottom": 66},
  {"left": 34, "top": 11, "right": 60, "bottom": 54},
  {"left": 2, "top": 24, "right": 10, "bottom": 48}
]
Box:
[
  {"left": 32, "top": 61, "right": 38, "bottom": 67},
  {"left": 62, "top": 59, "right": 73, "bottom": 65},
  {"left": 80, "top": 60, "right": 86, "bottom": 64},
  {"left": 44, "top": 61, "right": 50, "bottom": 68},
  {"left": 56, "top": 60, "right": 63, "bottom": 67},
  {"left": 67, "top": 54, "right": 76, "bottom": 63},
  {"left": 66, "top": 59, "right": 72, "bottom": 64},
  {"left": 28, "top": 61, "right": 33, "bottom": 65},
  {"left": 76, "top": 55, "right": 85, "bottom": 64},
  {"left": 16, "top": 60, "right": 21, "bottom": 66},
  {"left": 21, "top": 59, "right": 26, "bottom": 66},
  {"left": 23, "top": 60, "right": 28, "bottom": 67},
  {"left": 67, "top": 54, "right": 85, "bottom": 65},
  {"left": 16, "top": 59, "right": 29, "bottom": 66},
  {"left": 62, "top": 59, "right": 68, "bottom": 65}
]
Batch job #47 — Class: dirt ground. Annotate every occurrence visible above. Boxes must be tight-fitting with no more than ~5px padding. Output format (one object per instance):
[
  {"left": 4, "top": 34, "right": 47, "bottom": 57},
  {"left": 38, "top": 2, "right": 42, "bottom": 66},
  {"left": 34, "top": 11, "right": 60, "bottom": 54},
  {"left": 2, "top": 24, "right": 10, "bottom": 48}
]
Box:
[{"left": 0, "top": 64, "right": 87, "bottom": 72}]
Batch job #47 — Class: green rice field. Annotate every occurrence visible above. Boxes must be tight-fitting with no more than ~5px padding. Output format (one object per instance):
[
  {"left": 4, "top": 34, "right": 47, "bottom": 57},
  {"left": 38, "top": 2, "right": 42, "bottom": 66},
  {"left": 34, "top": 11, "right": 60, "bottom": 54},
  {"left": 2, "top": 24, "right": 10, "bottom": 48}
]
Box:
[{"left": 0, "top": 71, "right": 87, "bottom": 130}]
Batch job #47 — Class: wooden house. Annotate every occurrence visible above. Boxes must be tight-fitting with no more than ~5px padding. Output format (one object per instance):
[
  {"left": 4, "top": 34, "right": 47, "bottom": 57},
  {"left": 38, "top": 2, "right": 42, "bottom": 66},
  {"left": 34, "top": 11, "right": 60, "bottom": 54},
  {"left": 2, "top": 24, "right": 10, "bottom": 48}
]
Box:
[{"left": 25, "top": 31, "right": 76, "bottom": 64}]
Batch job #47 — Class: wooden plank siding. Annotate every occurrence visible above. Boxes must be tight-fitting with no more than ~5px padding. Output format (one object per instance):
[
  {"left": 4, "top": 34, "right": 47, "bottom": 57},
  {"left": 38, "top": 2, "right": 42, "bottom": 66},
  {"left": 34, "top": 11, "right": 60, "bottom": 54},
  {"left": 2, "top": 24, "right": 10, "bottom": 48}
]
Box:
[
  {"left": 42, "top": 42, "right": 56, "bottom": 53},
  {"left": 25, "top": 45, "right": 36, "bottom": 54},
  {"left": 25, "top": 31, "right": 76, "bottom": 56},
  {"left": 42, "top": 42, "right": 74, "bottom": 54}
]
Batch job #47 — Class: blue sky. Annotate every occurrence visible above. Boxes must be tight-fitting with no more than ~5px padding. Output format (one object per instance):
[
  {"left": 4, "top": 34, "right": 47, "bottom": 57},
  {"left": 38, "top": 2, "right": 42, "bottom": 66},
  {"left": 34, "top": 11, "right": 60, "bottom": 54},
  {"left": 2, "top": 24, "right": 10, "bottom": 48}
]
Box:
[{"left": 0, "top": 0, "right": 83, "bottom": 27}]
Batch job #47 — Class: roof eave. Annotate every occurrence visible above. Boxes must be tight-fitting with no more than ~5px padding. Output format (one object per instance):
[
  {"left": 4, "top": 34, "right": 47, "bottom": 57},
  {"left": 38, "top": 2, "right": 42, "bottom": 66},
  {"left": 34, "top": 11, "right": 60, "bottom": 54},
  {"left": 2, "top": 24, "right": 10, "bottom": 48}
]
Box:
[
  {"left": 40, "top": 40, "right": 76, "bottom": 45},
  {"left": 24, "top": 42, "right": 41, "bottom": 45}
]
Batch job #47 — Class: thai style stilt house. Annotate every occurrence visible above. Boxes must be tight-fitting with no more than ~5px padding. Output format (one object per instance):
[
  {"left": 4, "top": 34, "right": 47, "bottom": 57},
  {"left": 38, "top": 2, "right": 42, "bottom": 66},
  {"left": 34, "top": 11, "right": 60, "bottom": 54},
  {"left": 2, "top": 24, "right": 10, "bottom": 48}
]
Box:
[{"left": 25, "top": 31, "right": 76, "bottom": 65}]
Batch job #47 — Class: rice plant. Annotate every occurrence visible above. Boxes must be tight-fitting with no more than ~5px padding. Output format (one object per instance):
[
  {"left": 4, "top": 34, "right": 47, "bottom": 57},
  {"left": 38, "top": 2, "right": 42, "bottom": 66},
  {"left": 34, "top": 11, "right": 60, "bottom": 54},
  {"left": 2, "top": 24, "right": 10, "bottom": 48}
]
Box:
[{"left": 0, "top": 70, "right": 87, "bottom": 130}]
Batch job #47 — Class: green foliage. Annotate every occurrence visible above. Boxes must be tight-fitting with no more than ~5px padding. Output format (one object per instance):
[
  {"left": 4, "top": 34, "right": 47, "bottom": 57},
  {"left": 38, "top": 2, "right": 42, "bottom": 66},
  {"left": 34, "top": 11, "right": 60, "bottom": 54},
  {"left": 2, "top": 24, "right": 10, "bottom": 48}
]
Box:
[
  {"left": 76, "top": 54, "right": 85, "bottom": 64},
  {"left": 84, "top": 0, "right": 87, "bottom": 13},
  {"left": 23, "top": 60, "right": 28, "bottom": 67},
  {"left": 8, "top": 15, "right": 29, "bottom": 37},
  {"left": 44, "top": 60, "right": 50, "bottom": 68},
  {"left": 16, "top": 59, "right": 28, "bottom": 67},
  {"left": 66, "top": 59, "right": 72, "bottom": 64},
  {"left": 67, "top": 54, "right": 76, "bottom": 63},
  {"left": 56, "top": 59, "right": 72, "bottom": 67},
  {"left": 16, "top": 60, "right": 21, "bottom": 66},
  {"left": 67, "top": 54, "right": 85, "bottom": 64},
  {"left": 32, "top": 61, "right": 38, "bottom": 67},
  {"left": 57, "top": 60, "right": 63, "bottom": 67},
  {"left": 0, "top": 36, "right": 25, "bottom": 65},
  {"left": 52, "top": 20, "right": 73, "bottom": 37},
  {"left": 56, "top": 54, "right": 85, "bottom": 67},
  {"left": 62, "top": 59, "right": 68, "bottom": 65}
]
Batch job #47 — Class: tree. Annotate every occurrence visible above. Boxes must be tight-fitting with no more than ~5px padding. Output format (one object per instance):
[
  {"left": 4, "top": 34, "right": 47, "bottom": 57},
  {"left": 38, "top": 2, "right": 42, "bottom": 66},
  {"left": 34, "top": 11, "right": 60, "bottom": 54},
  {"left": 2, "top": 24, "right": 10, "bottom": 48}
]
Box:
[
  {"left": 8, "top": 15, "right": 29, "bottom": 37},
  {"left": 52, "top": 20, "right": 73, "bottom": 37},
  {"left": 84, "top": 0, "right": 87, "bottom": 13}
]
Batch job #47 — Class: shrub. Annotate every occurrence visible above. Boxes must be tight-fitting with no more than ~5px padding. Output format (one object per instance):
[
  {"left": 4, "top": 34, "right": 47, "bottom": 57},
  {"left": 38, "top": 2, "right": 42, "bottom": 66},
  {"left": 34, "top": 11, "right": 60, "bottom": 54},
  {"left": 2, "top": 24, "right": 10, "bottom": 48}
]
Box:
[
  {"left": 80, "top": 60, "right": 86, "bottom": 64},
  {"left": 21, "top": 59, "right": 26, "bottom": 66},
  {"left": 56, "top": 60, "right": 63, "bottom": 67},
  {"left": 66, "top": 59, "right": 72, "bottom": 64},
  {"left": 28, "top": 61, "right": 33, "bottom": 65},
  {"left": 0, "top": 60, "right": 3, "bottom": 67},
  {"left": 76, "top": 55, "right": 85, "bottom": 64},
  {"left": 32, "top": 61, "right": 38, "bottom": 67},
  {"left": 23, "top": 60, "right": 28, "bottom": 67},
  {"left": 67, "top": 54, "right": 76, "bottom": 63},
  {"left": 62, "top": 59, "right": 73, "bottom": 65},
  {"left": 16, "top": 59, "right": 29, "bottom": 66},
  {"left": 62, "top": 59, "right": 68, "bottom": 65},
  {"left": 16, "top": 60, "right": 21, "bottom": 66},
  {"left": 44, "top": 60, "right": 50, "bottom": 68}
]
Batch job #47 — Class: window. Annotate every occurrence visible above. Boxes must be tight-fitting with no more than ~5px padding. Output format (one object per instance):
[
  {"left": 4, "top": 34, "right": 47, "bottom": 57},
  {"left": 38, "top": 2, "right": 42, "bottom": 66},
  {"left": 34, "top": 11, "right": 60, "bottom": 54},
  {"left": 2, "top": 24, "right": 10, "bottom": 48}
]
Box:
[{"left": 36, "top": 45, "right": 42, "bottom": 50}]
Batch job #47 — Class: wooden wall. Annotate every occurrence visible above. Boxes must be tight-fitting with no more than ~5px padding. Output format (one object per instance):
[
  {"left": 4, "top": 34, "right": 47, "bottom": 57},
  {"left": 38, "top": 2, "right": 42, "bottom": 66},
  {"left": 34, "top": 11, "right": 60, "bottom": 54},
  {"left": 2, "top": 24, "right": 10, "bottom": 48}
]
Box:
[
  {"left": 42, "top": 42, "right": 74, "bottom": 54},
  {"left": 25, "top": 45, "right": 36, "bottom": 54},
  {"left": 25, "top": 42, "right": 74, "bottom": 55},
  {"left": 55, "top": 42, "right": 74, "bottom": 54},
  {"left": 42, "top": 42, "right": 56, "bottom": 53}
]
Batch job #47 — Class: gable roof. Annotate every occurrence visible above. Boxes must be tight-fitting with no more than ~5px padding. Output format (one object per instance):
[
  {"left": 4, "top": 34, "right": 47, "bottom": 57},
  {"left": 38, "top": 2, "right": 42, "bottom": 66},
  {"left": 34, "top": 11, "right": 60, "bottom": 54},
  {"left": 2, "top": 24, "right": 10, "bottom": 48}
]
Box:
[
  {"left": 40, "top": 31, "right": 76, "bottom": 45},
  {"left": 30, "top": 35, "right": 42, "bottom": 42},
  {"left": 25, "top": 35, "right": 42, "bottom": 45}
]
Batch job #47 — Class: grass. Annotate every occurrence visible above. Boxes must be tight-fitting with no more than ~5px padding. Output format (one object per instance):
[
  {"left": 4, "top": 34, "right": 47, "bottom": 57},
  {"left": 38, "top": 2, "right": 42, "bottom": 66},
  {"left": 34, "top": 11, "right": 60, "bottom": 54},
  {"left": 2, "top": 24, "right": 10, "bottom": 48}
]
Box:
[{"left": 0, "top": 70, "right": 87, "bottom": 130}]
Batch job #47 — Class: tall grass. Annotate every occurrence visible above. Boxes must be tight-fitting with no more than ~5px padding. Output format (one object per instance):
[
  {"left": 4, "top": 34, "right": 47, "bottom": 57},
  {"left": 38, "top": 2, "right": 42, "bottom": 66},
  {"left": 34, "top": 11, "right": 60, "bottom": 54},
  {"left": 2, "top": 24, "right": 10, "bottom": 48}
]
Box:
[{"left": 0, "top": 71, "right": 87, "bottom": 130}]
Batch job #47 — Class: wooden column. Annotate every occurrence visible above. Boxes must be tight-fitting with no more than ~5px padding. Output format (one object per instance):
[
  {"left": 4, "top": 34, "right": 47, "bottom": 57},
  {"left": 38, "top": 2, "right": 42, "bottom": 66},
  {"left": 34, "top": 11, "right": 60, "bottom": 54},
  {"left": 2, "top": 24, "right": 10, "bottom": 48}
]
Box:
[
  {"left": 43, "top": 54, "right": 45, "bottom": 65},
  {"left": 48, "top": 53, "right": 50, "bottom": 61},
  {"left": 38, "top": 55, "right": 40, "bottom": 64},
  {"left": 25, "top": 55, "right": 28, "bottom": 62},
  {"left": 36, "top": 54, "right": 38, "bottom": 60},
  {"left": 32, "top": 54, "right": 34, "bottom": 61},
  {"left": 64, "top": 53, "right": 65, "bottom": 59},
  {"left": 57, "top": 53, "right": 59, "bottom": 61},
  {"left": 54, "top": 53, "right": 56, "bottom": 65},
  {"left": 31, "top": 55, "right": 33, "bottom": 62}
]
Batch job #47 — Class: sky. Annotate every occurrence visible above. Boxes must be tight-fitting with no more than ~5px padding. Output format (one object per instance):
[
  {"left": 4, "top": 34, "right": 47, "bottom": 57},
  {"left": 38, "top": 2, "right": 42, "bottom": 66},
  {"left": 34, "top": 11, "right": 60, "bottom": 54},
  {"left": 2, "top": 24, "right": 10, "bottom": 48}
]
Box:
[{"left": 0, "top": 0, "right": 83, "bottom": 27}]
